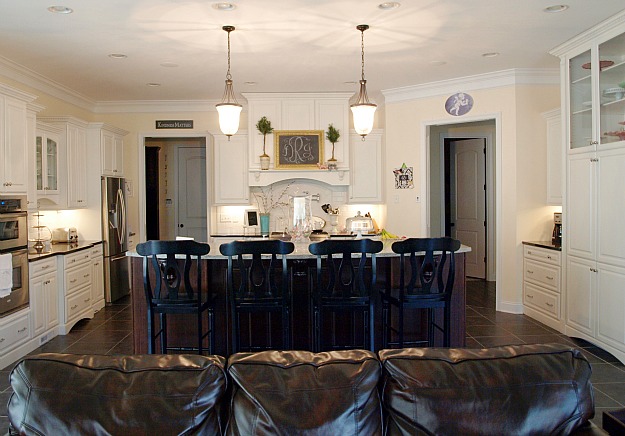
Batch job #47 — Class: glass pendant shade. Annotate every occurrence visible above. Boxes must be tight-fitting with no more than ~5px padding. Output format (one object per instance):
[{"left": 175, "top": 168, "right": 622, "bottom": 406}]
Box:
[
  {"left": 216, "top": 26, "right": 241, "bottom": 137},
  {"left": 352, "top": 25, "right": 376, "bottom": 139}
]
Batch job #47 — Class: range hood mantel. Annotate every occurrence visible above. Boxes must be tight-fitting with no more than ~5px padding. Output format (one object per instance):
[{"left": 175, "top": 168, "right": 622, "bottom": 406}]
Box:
[{"left": 249, "top": 169, "right": 349, "bottom": 187}]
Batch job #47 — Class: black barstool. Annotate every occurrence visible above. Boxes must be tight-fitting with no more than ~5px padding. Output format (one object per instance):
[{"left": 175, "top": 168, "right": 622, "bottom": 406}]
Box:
[
  {"left": 219, "top": 239, "right": 294, "bottom": 354},
  {"left": 308, "top": 238, "right": 383, "bottom": 352},
  {"left": 380, "top": 237, "right": 461, "bottom": 348},
  {"left": 136, "top": 240, "right": 214, "bottom": 355}
]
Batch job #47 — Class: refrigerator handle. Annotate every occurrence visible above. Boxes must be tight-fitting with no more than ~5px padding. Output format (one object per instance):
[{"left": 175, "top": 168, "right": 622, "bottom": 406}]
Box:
[{"left": 118, "top": 188, "right": 127, "bottom": 245}]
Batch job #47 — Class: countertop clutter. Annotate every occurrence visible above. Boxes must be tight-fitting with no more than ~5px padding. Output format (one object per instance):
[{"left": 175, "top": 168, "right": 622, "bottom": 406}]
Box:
[{"left": 28, "top": 240, "right": 103, "bottom": 262}]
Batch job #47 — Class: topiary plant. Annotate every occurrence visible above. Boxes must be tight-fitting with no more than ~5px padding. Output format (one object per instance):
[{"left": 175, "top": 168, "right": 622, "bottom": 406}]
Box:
[
  {"left": 326, "top": 124, "right": 340, "bottom": 161},
  {"left": 256, "top": 116, "right": 273, "bottom": 157}
]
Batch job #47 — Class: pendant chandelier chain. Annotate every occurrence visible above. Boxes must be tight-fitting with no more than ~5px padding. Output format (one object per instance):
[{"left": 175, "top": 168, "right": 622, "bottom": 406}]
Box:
[
  {"left": 226, "top": 28, "right": 232, "bottom": 81},
  {"left": 360, "top": 27, "right": 366, "bottom": 81}
]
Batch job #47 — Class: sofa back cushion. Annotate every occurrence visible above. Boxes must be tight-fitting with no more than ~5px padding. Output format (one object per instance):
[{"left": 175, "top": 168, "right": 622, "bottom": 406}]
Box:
[
  {"left": 226, "top": 349, "right": 382, "bottom": 435},
  {"left": 8, "top": 353, "right": 227, "bottom": 435},
  {"left": 379, "top": 344, "right": 594, "bottom": 436}
]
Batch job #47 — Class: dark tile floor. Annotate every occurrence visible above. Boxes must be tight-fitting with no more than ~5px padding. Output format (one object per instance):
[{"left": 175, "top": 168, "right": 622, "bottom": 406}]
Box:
[{"left": 2, "top": 280, "right": 625, "bottom": 431}]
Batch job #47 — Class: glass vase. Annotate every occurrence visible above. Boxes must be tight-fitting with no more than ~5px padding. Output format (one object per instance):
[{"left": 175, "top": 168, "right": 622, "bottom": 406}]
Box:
[{"left": 260, "top": 213, "right": 270, "bottom": 236}]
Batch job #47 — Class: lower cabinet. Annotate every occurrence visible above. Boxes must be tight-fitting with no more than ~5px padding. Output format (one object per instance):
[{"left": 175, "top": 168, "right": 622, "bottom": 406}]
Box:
[
  {"left": 58, "top": 248, "right": 95, "bottom": 334},
  {"left": 29, "top": 257, "right": 59, "bottom": 343},
  {"left": 522, "top": 244, "right": 563, "bottom": 331},
  {"left": 90, "top": 244, "right": 104, "bottom": 312}
]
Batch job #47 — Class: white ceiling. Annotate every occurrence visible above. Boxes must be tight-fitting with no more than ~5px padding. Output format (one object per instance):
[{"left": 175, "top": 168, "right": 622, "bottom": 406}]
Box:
[{"left": 0, "top": 1, "right": 623, "bottom": 104}]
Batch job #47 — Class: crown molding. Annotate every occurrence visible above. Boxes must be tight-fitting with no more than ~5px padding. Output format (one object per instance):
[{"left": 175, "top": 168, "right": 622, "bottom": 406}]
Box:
[
  {"left": 242, "top": 92, "right": 354, "bottom": 100},
  {"left": 92, "top": 99, "right": 230, "bottom": 113},
  {"left": 381, "top": 68, "right": 560, "bottom": 103},
  {"left": 0, "top": 55, "right": 95, "bottom": 110},
  {"left": 550, "top": 10, "right": 625, "bottom": 57}
]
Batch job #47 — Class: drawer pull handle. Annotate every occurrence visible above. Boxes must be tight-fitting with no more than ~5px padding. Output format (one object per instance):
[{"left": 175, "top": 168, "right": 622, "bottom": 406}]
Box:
[
  {"left": 17, "top": 327, "right": 27, "bottom": 333},
  {"left": 71, "top": 304, "right": 78, "bottom": 310},
  {"left": 84, "top": 298, "right": 90, "bottom": 303},
  {"left": 70, "top": 279, "right": 77, "bottom": 283},
  {"left": 590, "top": 268, "right": 598, "bottom": 273},
  {"left": 84, "top": 274, "right": 90, "bottom": 278},
  {"left": 528, "top": 250, "right": 532, "bottom": 255},
  {"left": 527, "top": 270, "right": 534, "bottom": 274},
  {"left": 526, "top": 294, "right": 534, "bottom": 299},
  {"left": 546, "top": 276, "right": 554, "bottom": 280},
  {"left": 545, "top": 303, "right": 554, "bottom": 308},
  {"left": 547, "top": 255, "right": 552, "bottom": 260},
  {"left": 0, "top": 337, "right": 5, "bottom": 343},
  {"left": 41, "top": 265, "right": 50, "bottom": 269}
]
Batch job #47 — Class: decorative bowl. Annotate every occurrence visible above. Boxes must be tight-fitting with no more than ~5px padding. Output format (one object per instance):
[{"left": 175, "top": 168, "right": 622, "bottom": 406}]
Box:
[{"left": 604, "top": 88, "right": 625, "bottom": 100}]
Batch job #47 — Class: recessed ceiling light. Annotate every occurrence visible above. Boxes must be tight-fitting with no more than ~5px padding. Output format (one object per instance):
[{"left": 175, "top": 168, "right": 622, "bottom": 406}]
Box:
[
  {"left": 430, "top": 60, "right": 447, "bottom": 66},
  {"left": 482, "top": 52, "right": 499, "bottom": 58},
  {"left": 146, "top": 83, "right": 161, "bottom": 87},
  {"left": 244, "top": 81, "right": 257, "bottom": 86},
  {"left": 108, "top": 53, "right": 128, "bottom": 59},
  {"left": 378, "top": 2, "right": 400, "bottom": 10},
  {"left": 160, "top": 61, "right": 178, "bottom": 68},
  {"left": 47, "top": 5, "right": 73, "bottom": 14},
  {"left": 543, "top": 4, "right": 569, "bottom": 13},
  {"left": 212, "top": 2, "right": 236, "bottom": 11}
]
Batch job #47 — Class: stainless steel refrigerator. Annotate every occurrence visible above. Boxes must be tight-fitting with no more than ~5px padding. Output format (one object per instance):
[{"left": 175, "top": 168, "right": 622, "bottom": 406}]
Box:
[{"left": 102, "top": 176, "right": 130, "bottom": 302}]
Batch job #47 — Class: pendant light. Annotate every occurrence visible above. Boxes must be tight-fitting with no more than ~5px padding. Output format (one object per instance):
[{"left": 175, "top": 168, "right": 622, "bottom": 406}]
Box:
[
  {"left": 216, "top": 25, "right": 242, "bottom": 138},
  {"left": 350, "top": 24, "right": 376, "bottom": 140}
]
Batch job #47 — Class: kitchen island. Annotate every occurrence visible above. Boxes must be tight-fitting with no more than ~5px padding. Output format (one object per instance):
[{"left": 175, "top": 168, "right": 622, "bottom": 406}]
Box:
[{"left": 128, "top": 239, "right": 470, "bottom": 355}]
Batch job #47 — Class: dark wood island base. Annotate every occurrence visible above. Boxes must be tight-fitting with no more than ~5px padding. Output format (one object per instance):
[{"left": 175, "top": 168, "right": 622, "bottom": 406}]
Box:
[{"left": 130, "top": 246, "right": 467, "bottom": 356}]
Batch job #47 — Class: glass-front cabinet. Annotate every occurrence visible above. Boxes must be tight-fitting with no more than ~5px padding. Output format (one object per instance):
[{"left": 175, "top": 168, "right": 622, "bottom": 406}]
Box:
[
  {"left": 566, "top": 28, "right": 625, "bottom": 153},
  {"left": 35, "top": 122, "right": 61, "bottom": 196}
]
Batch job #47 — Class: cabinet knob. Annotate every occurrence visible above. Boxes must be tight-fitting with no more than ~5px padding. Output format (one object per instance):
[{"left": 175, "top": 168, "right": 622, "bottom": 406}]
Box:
[{"left": 590, "top": 140, "right": 599, "bottom": 145}]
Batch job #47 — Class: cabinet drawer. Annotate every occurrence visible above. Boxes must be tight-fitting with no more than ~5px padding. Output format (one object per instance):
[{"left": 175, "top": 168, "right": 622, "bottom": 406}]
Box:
[
  {"left": 66, "top": 264, "right": 92, "bottom": 295},
  {"left": 64, "top": 249, "right": 91, "bottom": 269},
  {"left": 524, "top": 259, "right": 561, "bottom": 292},
  {"left": 524, "top": 246, "right": 561, "bottom": 266},
  {"left": 29, "top": 258, "right": 57, "bottom": 278},
  {"left": 66, "top": 288, "right": 92, "bottom": 322},
  {"left": 0, "top": 315, "right": 30, "bottom": 352},
  {"left": 89, "top": 244, "right": 103, "bottom": 258},
  {"left": 524, "top": 282, "right": 560, "bottom": 317}
]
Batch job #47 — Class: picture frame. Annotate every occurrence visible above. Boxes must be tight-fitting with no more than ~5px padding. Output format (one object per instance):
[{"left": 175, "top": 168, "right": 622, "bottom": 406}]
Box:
[
  {"left": 274, "top": 130, "right": 324, "bottom": 169},
  {"left": 244, "top": 209, "right": 259, "bottom": 227}
]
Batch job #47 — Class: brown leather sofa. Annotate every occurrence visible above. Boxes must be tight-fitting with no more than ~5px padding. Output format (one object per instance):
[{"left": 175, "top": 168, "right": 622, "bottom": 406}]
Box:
[{"left": 7, "top": 343, "right": 602, "bottom": 435}]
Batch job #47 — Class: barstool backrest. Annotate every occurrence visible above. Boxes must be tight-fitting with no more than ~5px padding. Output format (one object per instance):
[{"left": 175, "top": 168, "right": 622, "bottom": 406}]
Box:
[
  {"left": 136, "top": 240, "right": 210, "bottom": 302},
  {"left": 309, "top": 239, "right": 383, "bottom": 299},
  {"left": 391, "top": 237, "right": 461, "bottom": 297}
]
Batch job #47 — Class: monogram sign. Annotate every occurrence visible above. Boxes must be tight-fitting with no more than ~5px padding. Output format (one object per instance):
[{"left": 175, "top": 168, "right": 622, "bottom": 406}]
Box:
[{"left": 274, "top": 130, "right": 324, "bottom": 169}]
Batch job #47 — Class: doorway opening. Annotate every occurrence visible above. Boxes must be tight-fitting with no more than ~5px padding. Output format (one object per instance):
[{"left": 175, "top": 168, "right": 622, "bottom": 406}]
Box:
[
  {"left": 144, "top": 137, "right": 207, "bottom": 241},
  {"left": 426, "top": 117, "right": 498, "bottom": 293}
]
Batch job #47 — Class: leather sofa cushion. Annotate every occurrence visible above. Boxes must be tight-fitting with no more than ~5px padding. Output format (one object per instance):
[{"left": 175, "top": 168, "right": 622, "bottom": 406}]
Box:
[
  {"left": 379, "top": 344, "right": 594, "bottom": 436},
  {"left": 8, "top": 353, "right": 227, "bottom": 435},
  {"left": 226, "top": 349, "right": 382, "bottom": 435}
]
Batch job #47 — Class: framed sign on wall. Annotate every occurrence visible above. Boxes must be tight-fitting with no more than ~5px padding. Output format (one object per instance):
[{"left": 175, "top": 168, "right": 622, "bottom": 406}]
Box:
[{"left": 274, "top": 130, "right": 324, "bottom": 169}]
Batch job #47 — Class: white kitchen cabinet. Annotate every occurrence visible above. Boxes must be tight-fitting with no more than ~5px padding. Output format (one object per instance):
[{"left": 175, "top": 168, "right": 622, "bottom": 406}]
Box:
[
  {"left": 349, "top": 130, "right": 383, "bottom": 203},
  {"left": 90, "top": 244, "right": 105, "bottom": 312},
  {"left": 58, "top": 248, "right": 94, "bottom": 334},
  {"left": 90, "top": 123, "right": 128, "bottom": 176},
  {"left": 553, "top": 15, "right": 625, "bottom": 363},
  {"left": 29, "top": 257, "right": 59, "bottom": 341},
  {"left": 0, "top": 313, "right": 30, "bottom": 355},
  {"left": 213, "top": 132, "right": 248, "bottom": 204},
  {"left": 35, "top": 122, "right": 62, "bottom": 200},
  {"left": 37, "top": 117, "right": 90, "bottom": 209},
  {"left": 0, "top": 85, "right": 36, "bottom": 194},
  {"left": 522, "top": 244, "right": 563, "bottom": 331}
]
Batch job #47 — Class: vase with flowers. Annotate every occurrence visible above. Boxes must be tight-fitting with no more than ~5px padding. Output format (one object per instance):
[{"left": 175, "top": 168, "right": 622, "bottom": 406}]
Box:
[
  {"left": 256, "top": 116, "right": 273, "bottom": 170},
  {"left": 326, "top": 124, "right": 340, "bottom": 170},
  {"left": 253, "top": 181, "right": 293, "bottom": 236}
]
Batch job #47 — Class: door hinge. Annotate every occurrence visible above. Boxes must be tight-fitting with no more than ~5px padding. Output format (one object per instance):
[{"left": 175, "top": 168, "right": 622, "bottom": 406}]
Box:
[
  {"left": 484, "top": 256, "right": 486, "bottom": 263},
  {"left": 484, "top": 220, "right": 486, "bottom": 227}
]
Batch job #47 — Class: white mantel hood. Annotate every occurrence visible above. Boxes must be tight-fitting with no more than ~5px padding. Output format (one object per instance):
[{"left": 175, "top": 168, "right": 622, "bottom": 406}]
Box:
[{"left": 248, "top": 168, "right": 349, "bottom": 187}]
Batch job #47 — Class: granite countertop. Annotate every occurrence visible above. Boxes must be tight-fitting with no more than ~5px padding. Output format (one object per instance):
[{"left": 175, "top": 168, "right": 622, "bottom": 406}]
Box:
[
  {"left": 128, "top": 238, "right": 472, "bottom": 260},
  {"left": 522, "top": 240, "right": 561, "bottom": 251},
  {"left": 28, "top": 240, "right": 103, "bottom": 262}
]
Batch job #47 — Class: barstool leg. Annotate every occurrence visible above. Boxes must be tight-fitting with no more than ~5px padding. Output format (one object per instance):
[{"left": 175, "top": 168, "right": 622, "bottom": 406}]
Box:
[
  {"left": 147, "top": 309, "right": 155, "bottom": 354},
  {"left": 160, "top": 313, "right": 168, "bottom": 354}
]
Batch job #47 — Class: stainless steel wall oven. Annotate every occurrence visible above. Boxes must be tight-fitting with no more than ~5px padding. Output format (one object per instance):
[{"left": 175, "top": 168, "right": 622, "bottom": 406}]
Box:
[{"left": 0, "top": 196, "right": 29, "bottom": 317}]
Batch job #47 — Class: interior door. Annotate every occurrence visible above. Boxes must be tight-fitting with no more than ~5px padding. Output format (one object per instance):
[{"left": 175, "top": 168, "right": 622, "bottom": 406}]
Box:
[
  {"left": 452, "top": 138, "right": 486, "bottom": 279},
  {"left": 177, "top": 147, "right": 207, "bottom": 241}
]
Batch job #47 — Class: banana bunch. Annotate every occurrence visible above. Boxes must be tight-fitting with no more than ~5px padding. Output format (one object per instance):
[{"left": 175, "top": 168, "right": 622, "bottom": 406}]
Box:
[{"left": 380, "top": 228, "right": 399, "bottom": 240}]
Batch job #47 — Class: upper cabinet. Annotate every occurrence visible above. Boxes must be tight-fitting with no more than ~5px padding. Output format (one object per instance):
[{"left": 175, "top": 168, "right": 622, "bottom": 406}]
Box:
[
  {"left": 552, "top": 14, "right": 625, "bottom": 154},
  {"left": 243, "top": 92, "right": 352, "bottom": 186},
  {"left": 0, "top": 84, "right": 37, "bottom": 194},
  {"left": 349, "top": 130, "right": 384, "bottom": 203},
  {"left": 94, "top": 123, "right": 128, "bottom": 176},
  {"left": 542, "top": 109, "right": 562, "bottom": 205},
  {"left": 213, "top": 132, "right": 248, "bottom": 204},
  {"left": 35, "top": 122, "right": 62, "bottom": 199}
]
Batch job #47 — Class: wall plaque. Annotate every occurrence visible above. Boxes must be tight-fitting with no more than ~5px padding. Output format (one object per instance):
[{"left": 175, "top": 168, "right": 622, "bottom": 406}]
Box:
[
  {"left": 445, "top": 93, "right": 473, "bottom": 116},
  {"left": 155, "top": 120, "right": 194, "bottom": 129}
]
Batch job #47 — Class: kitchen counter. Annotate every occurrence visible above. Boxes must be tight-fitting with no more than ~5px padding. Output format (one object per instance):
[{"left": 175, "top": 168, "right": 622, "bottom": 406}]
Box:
[
  {"left": 522, "top": 240, "right": 561, "bottom": 251},
  {"left": 28, "top": 240, "right": 103, "bottom": 262}
]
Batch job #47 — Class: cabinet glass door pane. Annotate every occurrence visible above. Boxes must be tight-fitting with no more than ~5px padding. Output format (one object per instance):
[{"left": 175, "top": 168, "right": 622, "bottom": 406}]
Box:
[
  {"left": 599, "top": 33, "right": 625, "bottom": 146},
  {"left": 36, "top": 136, "right": 43, "bottom": 190},
  {"left": 46, "top": 138, "right": 57, "bottom": 190},
  {"left": 569, "top": 50, "right": 592, "bottom": 149}
]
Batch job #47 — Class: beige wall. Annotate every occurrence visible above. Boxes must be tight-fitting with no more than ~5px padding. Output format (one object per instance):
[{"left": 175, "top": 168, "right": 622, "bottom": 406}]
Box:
[{"left": 383, "top": 84, "right": 560, "bottom": 312}]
